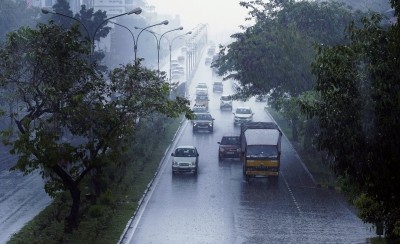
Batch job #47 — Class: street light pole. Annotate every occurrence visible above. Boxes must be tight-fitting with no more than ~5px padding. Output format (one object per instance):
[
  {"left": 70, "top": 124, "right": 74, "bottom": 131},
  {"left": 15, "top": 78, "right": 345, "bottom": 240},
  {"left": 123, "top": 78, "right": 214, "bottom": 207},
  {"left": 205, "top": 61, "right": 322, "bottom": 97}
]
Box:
[
  {"left": 166, "top": 31, "right": 191, "bottom": 83},
  {"left": 133, "top": 20, "right": 169, "bottom": 63},
  {"left": 156, "top": 27, "right": 183, "bottom": 73},
  {"left": 91, "top": 7, "right": 142, "bottom": 54},
  {"left": 41, "top": 7, "right": 142, "bottom": 55},
  {"left": 108, "top": 21, "right": 136, "bottom": 56},
  {"left": 41, "top": 8, "right": 90, "bottom": 43}
]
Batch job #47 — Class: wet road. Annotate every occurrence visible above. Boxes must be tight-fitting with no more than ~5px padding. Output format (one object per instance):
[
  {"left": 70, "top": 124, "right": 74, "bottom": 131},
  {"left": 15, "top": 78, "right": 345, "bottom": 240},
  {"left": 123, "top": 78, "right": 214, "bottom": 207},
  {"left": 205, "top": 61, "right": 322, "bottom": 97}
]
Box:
[
  {"left": 123, "top": 51, "right": 376, "bottom": 243},
  {"left": 0, "top": 144, "right": 51, "bottom": 243}
]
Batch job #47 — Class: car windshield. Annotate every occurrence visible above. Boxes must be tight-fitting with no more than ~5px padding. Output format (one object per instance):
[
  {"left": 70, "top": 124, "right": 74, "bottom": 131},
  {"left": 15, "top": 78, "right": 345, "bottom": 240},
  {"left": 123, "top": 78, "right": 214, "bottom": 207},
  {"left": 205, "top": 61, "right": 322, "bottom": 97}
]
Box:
[
  {"left": 236, "top": 108, "right": 251, "bottom": 114},
  {"left": 195, "top": 113, "right": 212, "bottom": 120},
  {"left": 197, "top": 83, "right": 207, "bottom": 88},
  {"left": 175, "top": 148, "right": 197, "bottom": 157},
  {"left": 221, "top": 96, "right": 230, "bottom": 101},
  {"left": 196, "top": 94, "right": 208, "bottom": 100},
  {"left": 221, "top": 136, "right": 240, "bottom": 145},
  {"left": 246, "top": 145, "right": 278, "bottom": 158},
  {"left": 193, "top": 107, "right": 206, "bottom": 112},
  {"left": 214, "top": 82, "right": 222, "bottom": 86}
]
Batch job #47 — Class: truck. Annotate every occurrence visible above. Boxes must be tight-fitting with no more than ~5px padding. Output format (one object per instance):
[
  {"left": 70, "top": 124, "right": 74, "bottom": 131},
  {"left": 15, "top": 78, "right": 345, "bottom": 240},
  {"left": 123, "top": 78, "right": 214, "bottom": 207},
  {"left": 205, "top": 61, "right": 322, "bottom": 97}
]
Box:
[{"left": 240, "top": 122, "right": 282, "bottom": 181}]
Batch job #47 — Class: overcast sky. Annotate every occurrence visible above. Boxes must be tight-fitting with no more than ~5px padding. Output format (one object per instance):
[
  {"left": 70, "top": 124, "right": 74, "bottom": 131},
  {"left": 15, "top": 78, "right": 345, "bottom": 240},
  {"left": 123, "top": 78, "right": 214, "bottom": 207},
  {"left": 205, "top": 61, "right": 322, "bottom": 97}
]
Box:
[{"left": 145, "top": 0, "right": 251, "bottom": 44}]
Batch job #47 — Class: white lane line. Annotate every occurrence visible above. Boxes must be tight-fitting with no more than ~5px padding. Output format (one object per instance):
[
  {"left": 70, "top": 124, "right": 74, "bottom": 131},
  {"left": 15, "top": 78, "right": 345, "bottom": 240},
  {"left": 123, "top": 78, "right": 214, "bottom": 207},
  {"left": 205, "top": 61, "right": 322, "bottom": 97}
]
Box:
[{"left": 281, "top": 171, "right": 302, "bottom": 214}]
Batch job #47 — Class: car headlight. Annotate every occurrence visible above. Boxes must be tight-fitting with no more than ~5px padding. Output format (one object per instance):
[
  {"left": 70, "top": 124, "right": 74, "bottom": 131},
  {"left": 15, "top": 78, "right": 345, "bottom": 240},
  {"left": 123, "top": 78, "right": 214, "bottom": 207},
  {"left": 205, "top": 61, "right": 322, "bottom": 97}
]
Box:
[
  {"left": 191, "top": 161, "right": 196, "bottom": 166},
  {"left": 172, "top": 161, "right": 178, "bottom": 166},
  {"left": 236, "top": 148, "right": 241, "bottom": 152},
  {"left": 220, "top": 148, "right": 225, "bottom": 152},
  {"left": 208, "top": 122, "right": 212, "bottom": 126}
]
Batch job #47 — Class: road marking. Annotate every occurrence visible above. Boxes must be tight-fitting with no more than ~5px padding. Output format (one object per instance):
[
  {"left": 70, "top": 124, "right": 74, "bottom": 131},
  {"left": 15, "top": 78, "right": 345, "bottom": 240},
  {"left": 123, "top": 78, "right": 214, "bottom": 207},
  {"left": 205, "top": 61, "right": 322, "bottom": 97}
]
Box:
[{"left": 281, "top": 171, "right": 302, "bottom": 214}]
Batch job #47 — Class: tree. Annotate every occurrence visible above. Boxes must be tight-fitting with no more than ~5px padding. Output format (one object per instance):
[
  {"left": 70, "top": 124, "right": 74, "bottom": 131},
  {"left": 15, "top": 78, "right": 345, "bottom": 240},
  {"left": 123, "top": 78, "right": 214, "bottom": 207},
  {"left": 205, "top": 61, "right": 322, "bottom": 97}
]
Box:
[
  {"left": 301, "top": 12, "right": 400, "bottom": 240},
  {"left": 212, "top": 0, "right": 363, "bottom": 141},
  {"left": 0, "top": 22, "right": 191, "bottom": 232},
  {"left": 0, "top": 0, "right": 38, "bottom": 42}
]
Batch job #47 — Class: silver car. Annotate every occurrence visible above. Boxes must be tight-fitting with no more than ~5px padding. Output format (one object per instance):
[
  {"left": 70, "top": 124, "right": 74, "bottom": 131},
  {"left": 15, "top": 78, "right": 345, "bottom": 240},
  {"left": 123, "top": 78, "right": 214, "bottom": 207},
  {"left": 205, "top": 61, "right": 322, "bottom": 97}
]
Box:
[
  {"left": 233, "top": 107, "right": 254, "bottom": 125},
  {"left": 171, "top": 146, "right": 199, "bottom": 174}
]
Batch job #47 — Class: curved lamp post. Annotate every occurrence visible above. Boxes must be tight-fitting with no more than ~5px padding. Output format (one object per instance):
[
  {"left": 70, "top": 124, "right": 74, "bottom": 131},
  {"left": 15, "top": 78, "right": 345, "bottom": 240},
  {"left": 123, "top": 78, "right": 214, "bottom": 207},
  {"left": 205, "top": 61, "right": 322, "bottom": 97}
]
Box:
[
  {"left": 41, "top": 7, "right": 142, "bottom": 54},
  {"left": 108, "top": 21, "right": 136, "bottom": 55},
  {"left": 41, "top": 7, "right": 91, "bottom": 44},
  {"left": 156, "top": 27, "right": 183, "bottom": 72},
  {"left": 166, "top": 31, "right": 191, "bottom": 83},
  {"left": 92, "top": 7, "right": 142, "bottom": 53},
  {"left": 133, "top": 20, "right": 169, "bottom": 63}
]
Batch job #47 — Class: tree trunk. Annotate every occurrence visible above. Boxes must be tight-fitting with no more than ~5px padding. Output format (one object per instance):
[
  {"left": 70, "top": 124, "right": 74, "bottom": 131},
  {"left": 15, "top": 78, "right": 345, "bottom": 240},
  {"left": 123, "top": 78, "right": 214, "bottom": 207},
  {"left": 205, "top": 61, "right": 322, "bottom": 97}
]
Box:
[
  {"left": 52, "top": 165, "right": 82, "bottom": 233},
  {"left": 65, "top": 182, "right": 81, "bottom": 233}
]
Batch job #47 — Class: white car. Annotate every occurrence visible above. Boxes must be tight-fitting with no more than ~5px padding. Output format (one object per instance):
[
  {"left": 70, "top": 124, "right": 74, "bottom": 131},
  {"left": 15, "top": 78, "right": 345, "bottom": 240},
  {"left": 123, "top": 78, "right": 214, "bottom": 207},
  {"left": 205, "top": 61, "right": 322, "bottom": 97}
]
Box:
[
  {"left": 171, "top": 146, "right": 199, "bottom": 174},
  {"left": 220, "top": 94, "right": 232, "bottom": 110},
  {"left": 233, "top": 107, "right": 254, "bottom": 125}
]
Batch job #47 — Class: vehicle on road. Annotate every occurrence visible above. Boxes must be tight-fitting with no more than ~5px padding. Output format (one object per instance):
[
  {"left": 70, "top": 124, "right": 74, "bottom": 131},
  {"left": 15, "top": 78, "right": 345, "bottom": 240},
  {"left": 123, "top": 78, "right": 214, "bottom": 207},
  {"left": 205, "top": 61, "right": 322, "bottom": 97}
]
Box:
[
  {"left": 240, "top": 122, "right": 282, "bottom": 181},
  {"left": 195, "top": 82, "right": 208, "bottom": 96},
  {"left": 205, "top": 57, "right": 212, "bottom": 65},
  {"left": 195, "top": 93, "right": 209, "bottom": 109},
  {"left": 192, "top": 104, "right": 208, "bottom": 113},
  {"left": 212, "top": 81, "right": 223, "bottom": 93},
  {"left": 192, "top": 112, "right": 214, "bottom": 133},
  {"left": 218, "top": 135, "right": 241, "bottom": 161},
  {"left": 171, "top": 146, "right": 199, "bottom": 174},
  {"left": 233, "top": 107, "right": 254, "bottom": 125},
  {"left": 220, "top": 94, "right": 232, "bottom": 110}
]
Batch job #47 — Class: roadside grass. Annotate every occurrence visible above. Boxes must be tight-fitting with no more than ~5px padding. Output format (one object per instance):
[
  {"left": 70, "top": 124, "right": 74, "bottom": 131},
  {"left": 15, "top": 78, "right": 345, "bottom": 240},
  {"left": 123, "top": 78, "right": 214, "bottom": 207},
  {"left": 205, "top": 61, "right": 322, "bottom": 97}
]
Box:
[
  {"left": 268, "top": 107, "right": 385, "bottom": 243},
  {"left": 267, "top": 107, "right": 336, "bottom": 188},
  {"left": 8, "top": 116, "right": 183, "bottom": 244}
]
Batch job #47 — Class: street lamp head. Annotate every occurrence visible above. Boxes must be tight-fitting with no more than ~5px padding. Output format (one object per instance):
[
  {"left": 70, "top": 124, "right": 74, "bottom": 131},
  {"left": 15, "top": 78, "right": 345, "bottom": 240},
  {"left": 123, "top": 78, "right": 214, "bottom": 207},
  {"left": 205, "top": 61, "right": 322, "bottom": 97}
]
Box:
[
  {"left": 161, "top": 20, "right": 169, "bottom": 25},
  {"left": 41, "top": 8, "right": 53, "bottom": 14},
  {"left": 178, "top": 27, "right": 184, "bottom": 30},
  {"left": 187, "top": 31, "right": 192, "bottom": 34},
  {"left": 127, "top": 7, "right": 142, "bottom": 15}
]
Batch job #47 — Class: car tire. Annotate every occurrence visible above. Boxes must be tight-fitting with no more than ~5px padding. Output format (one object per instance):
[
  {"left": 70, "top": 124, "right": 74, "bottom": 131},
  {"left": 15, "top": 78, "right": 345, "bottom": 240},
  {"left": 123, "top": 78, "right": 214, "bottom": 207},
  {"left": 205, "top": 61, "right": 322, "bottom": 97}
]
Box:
[
  {"left": 192, "top": 127, "right": 196, "bottom": 133},
  {"left": 218, "top": 155, "right": 222, "bottom": 162}
]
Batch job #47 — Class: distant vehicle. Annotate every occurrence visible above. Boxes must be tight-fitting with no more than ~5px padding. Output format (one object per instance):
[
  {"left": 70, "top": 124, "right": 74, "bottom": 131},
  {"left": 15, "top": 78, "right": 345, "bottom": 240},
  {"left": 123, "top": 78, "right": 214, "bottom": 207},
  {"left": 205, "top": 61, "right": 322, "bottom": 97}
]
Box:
[
  {"left": 205, "top": 57, "right": 212, "bottom": 65},
  {"left": 218, "top": 135, "right": 241, "bottom": 161},
  {"left": 195, "top": 82, "right": 208, "bottom": 95},
  {"left": 212, "top": 81, "right": 223, "bottom": 93},
  {"left": 174, "top": 66, "right": 184, "bottom": 75},
  {"left": 233, "top": 107, "right": 254, "bottom": 125},
  {"left": 240, "top": 122, "right": 282, "bottom": 181},
  {"left": 220, "top": 94, "right": 232, "bottom": 110},
  {"left": 192, "top": 112, "right": 214, "bottom": 133},
  {"left": 196, "top": 82, "right": 208, "bottom": 89},
  {"left": 171, "top": 146, "right": 199, "bottom": 174},
  {"left": 178, "top": 55, "right": 185, "bottom": 63},
  {"left": 207, "top": 47, "right": 215, "bottom": 56},
  {"left": 192, "top": 104, "right": 208, "bottom": 113},
  {"left": 195, "top": 93, "right": 209, "bottom": 108}
]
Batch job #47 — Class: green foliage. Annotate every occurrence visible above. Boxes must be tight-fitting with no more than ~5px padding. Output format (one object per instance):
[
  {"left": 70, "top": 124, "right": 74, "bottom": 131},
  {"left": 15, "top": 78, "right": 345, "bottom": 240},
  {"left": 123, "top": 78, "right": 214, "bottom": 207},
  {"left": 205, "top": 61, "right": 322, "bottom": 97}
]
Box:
[
  {"left": 88, "top": 205, "right": 106, "bottom": 218},
  {"left": 303, "top": 11, "right": 400, "bottom": 240},
  {"left": 0, "top": 0, "right": 39, "bottom": 42},
  {"left": 0, "top": 19, "right": 191, "bottom": 232},
  {"left": 213, "top": 0, "right": 365, "bottom": 141}
]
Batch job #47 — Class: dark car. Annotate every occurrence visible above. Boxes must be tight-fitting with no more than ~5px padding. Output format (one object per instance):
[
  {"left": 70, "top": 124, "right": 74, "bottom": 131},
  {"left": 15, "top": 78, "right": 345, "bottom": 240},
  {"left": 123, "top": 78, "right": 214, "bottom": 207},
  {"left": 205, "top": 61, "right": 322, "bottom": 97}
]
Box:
[
  {"left": 218, "top": 135, "right": 241, "bottom": 161},
  {"left": 213, "top": 81, "right": 223, "bottom": 93},
  {"left": 192, "top": 112, "right": 214, "bottom": 133}
]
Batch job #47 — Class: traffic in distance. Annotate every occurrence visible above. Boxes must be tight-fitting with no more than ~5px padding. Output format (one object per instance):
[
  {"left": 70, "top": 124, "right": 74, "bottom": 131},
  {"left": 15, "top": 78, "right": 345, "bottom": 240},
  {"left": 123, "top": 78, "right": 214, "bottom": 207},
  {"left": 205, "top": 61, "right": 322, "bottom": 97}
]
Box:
[{"left": 172, "top": 45, "right": 281, "bottom": 181}]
